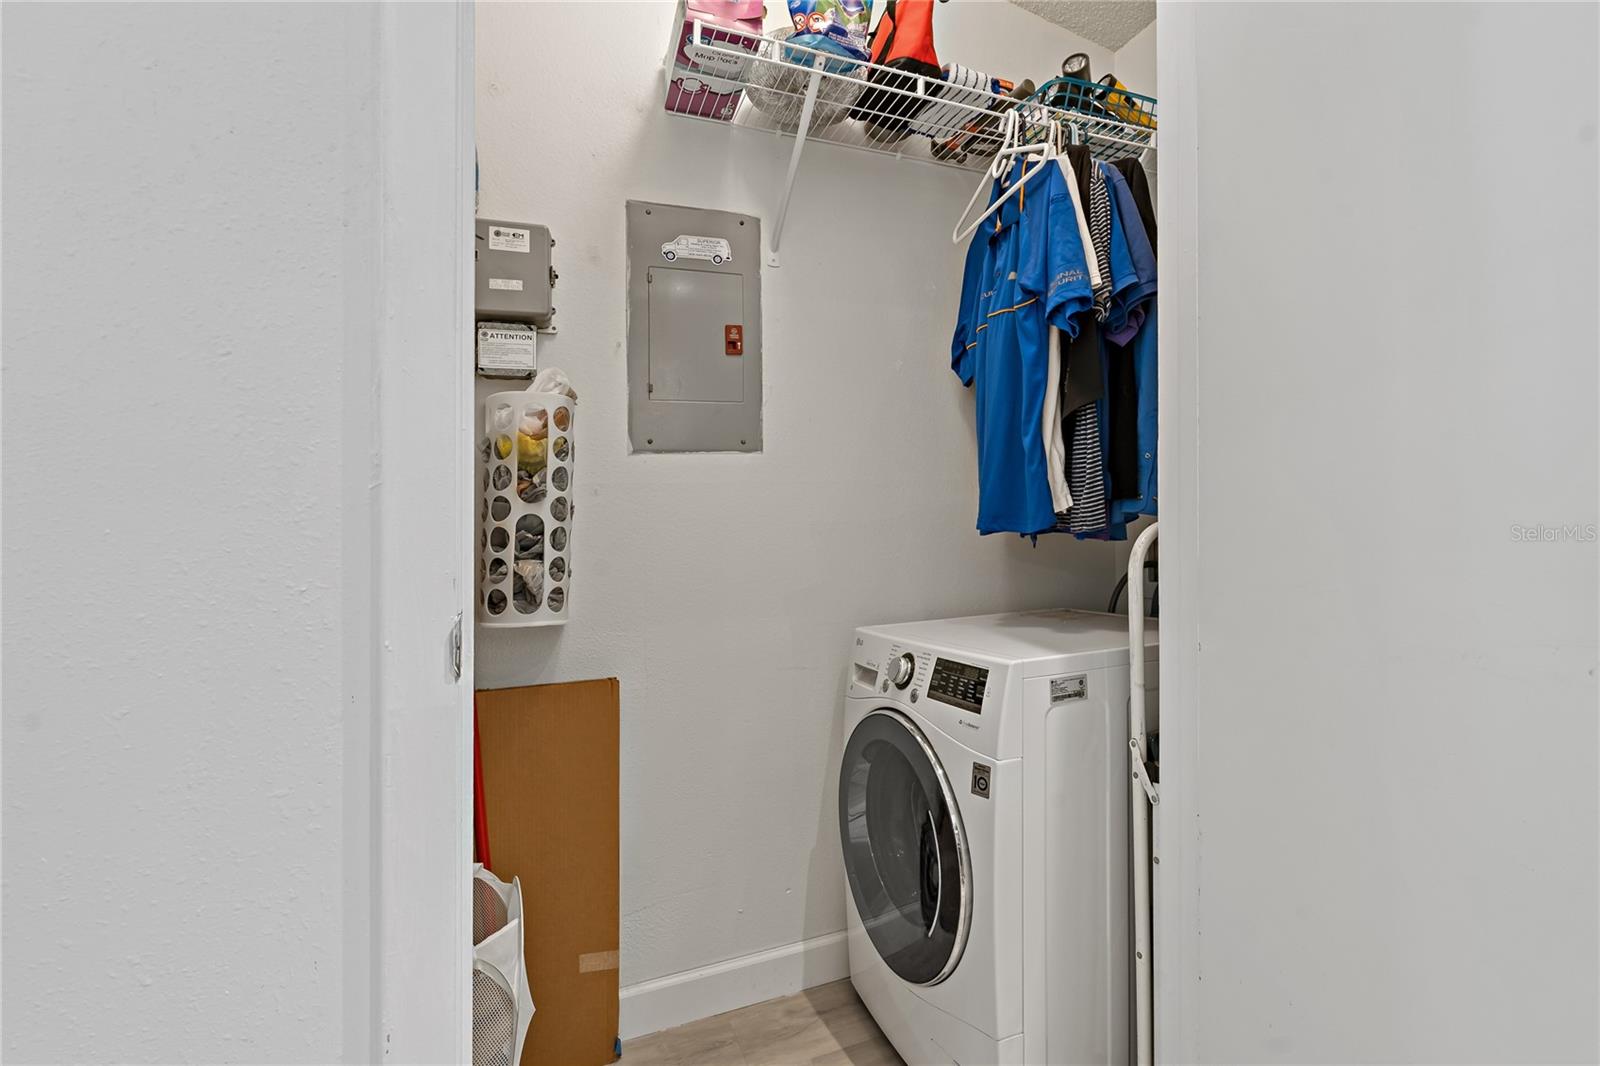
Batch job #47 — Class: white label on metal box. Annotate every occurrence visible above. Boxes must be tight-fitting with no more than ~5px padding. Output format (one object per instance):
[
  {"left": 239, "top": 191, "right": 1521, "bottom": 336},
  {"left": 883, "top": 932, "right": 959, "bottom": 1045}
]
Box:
[
  {"left": 660, "top": 234, "right": 733, "bottom": 264},
  {"left": 1050, "top": 675, "right": 1088, "bottom": 703},
  {"left": 488, "top": 277, "right": 524, "bottom": 291},
  {"left": 476, "top": 325, "right": 536, "bottom": 376},
  {"left": 488, "top": 226, "right": 531, "bottom": 253}
]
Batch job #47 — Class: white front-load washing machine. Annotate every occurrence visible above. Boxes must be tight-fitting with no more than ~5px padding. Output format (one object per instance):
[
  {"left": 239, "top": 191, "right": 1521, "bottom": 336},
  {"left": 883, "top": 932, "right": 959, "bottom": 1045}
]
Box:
[{"left": 839, "top": 609, "right": 1157, "bottom": 1066}]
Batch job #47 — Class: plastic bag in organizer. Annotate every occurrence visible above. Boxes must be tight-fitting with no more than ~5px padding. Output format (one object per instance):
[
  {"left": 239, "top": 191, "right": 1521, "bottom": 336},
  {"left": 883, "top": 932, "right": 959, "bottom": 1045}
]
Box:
[
  {"left": 517, "top": 407, "right": 549, "bottom": 483},
  {"left": 531, "top": 366, "right": 577, "bottom": 401},
  {"left": 484, "top": 401, "right": 516, "bottom": 464},
  {"left": 513, "top": 559, "right": 544, "bottom": 614},
  {"left": 518, "top": 466, "right": 547, "bottom": 505},
  {"left": 517, "top": 433, "right": 546, "bottom": 475},
  {"left": 515, "top": 515, "right": 544, "bottom": 560}
]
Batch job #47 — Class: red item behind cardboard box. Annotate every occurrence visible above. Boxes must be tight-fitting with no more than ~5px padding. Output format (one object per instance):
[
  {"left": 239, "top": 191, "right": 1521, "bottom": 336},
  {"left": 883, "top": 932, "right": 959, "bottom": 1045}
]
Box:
[{"left": 665, "top": 0, "right": 765, "bottom": 121}]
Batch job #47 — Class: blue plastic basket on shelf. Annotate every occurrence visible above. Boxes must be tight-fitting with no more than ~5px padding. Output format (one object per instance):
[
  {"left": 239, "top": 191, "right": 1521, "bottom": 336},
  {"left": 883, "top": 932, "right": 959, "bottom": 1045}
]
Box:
[
  {"left": 1008, "top": 74, "right": 1157, "bottom": 161},
  {"left": 1036, "top": 73, "right": 1152, "bottom": 126},
  {"left": 1033, "top": 74, "right": 1157, "bottom": 130}
]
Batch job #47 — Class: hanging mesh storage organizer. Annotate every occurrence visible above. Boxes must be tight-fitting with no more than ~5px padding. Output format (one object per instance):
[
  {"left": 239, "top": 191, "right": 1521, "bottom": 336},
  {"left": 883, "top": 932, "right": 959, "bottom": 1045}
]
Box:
[{"left": 472, "top": 863, "right": 533, "bottom": 1066}]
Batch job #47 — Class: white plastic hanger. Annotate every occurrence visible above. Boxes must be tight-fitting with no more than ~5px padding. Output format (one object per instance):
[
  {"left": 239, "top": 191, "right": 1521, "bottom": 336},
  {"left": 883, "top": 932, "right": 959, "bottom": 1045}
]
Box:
[{"left": 951, "top": 112, "right": 1060, "bottom": 244}]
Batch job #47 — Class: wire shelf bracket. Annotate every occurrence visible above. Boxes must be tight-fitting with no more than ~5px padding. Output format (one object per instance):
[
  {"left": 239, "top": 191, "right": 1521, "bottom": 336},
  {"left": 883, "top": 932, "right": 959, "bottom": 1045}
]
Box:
[
  {"left": 768, "top": 52, "right": 823, "bottom": 266},
  {"left": 663, "top": 20, "right": 1157, "bottom": 267}
]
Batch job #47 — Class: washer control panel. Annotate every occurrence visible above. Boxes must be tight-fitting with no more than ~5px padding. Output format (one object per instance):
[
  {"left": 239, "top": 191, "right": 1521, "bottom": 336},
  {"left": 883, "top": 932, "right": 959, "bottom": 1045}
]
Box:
[
  {"left": 886, "top": 652, "right": 916, "bottom": 689},
  {"left": 851, "top": 628, "right": 1011, "bottom": 758},
  {"left": 927, "top": 658, "right": 989, "bottom": 714}
]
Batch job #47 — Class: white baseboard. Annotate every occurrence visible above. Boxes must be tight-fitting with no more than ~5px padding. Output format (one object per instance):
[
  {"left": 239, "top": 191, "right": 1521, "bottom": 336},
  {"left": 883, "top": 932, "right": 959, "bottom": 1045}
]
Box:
[{"left": 618, "top": 930, "right": 850, "bottom": 1040}]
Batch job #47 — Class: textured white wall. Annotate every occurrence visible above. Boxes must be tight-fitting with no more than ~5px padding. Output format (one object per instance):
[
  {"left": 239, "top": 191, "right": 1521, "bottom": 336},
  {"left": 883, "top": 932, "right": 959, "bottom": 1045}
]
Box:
[
  {"left": 474, "top": 0, "right": 1119, "bottom": 995},
  {"left": 1114, "top": 19, "right": 1155, "bottom": 97},
  {"left": 0, "top": 3, "right": 468, "bottom": 1062},
  {"left": 1158, "top": 3, "right": 1600, "bottom": 1062}
]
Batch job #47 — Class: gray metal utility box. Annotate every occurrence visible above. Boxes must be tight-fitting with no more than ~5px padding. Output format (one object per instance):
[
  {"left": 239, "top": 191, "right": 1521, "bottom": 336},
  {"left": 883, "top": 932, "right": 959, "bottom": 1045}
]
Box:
[{"left": 475, "top": 219, "right": 554, "bottom": 326}]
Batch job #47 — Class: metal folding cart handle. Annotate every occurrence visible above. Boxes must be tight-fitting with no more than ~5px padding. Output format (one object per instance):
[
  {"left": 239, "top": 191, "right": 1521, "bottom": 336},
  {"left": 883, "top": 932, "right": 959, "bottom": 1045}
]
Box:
[{"left": 1128, "top": 521, "right": 1160, "bottom": 1066}]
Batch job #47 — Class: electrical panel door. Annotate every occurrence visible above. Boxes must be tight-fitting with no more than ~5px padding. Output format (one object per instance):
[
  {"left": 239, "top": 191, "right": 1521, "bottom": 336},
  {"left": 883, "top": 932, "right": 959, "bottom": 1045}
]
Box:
[
  {"left": 626, "top": 201, "right": 761, "bottom": 452},
  {"left": 647, "top": 267, "right": 744, "bottom": 403}
]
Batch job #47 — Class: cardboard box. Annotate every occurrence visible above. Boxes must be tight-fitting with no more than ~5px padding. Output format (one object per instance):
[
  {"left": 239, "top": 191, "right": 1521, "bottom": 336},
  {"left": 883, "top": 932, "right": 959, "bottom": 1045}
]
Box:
[{"left": 477, "top": 679, "right": 620, "bottom": 1066}]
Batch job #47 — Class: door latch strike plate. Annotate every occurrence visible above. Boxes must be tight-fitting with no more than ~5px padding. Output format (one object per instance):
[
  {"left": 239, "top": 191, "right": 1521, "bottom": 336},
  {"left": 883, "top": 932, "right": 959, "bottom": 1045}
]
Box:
[{"left": 449, "top": 613, "right": 463, "bottom": 681}]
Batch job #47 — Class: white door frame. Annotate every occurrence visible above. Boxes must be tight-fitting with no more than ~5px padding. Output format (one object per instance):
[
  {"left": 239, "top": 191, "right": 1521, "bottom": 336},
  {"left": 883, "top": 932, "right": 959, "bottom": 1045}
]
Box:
[
  {"left": 1153, "top": 3, "right": 1200, "bottom": 1063},
  {"left": 359, "top": 3, "right": 477, "bottom": 1061}
]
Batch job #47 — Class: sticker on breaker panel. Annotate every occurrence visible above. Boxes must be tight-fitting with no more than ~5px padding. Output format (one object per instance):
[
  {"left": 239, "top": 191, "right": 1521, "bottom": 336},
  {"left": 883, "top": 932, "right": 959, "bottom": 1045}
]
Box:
[
  {"left": 1050, "top": 674, "right": 1088, "bottom": 703},
  {"left": 488, "top": 226, "right": 531, "bottom": 253},
  {"left": 488, "top": 277, "right": 524, "bottom": 291},
  {"left": 660, "top": 234, "right": 733, "bottom": 265}
]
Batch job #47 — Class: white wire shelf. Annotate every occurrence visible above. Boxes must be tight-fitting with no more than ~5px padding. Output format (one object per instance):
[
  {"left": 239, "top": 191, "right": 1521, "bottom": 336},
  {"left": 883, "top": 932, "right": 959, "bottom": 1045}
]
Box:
[{"left": 662, "top": 21, "right": 1156, "bottom": 263}]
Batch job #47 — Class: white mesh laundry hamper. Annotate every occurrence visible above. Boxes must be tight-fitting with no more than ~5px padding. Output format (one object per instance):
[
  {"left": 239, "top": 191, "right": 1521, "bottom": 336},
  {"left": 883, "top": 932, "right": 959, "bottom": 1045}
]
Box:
[
  {"left": 472, "top": 864, "right": 533, "bottom": 1066},
  {"left": 480, "top": 385, "right": 576, "bottom": 626}
]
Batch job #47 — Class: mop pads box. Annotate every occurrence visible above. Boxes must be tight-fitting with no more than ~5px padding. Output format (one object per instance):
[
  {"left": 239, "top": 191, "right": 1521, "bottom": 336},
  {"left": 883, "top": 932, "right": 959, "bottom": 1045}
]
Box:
[{"left": 665, "top": 0, "right": 765, "bottom": 121}]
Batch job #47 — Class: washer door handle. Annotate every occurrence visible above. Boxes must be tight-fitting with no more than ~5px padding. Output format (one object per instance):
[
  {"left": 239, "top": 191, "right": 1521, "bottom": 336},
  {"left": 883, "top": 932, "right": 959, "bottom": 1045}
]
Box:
[{"left": 924, "top": 807, "right": 942, "bottom": 938}]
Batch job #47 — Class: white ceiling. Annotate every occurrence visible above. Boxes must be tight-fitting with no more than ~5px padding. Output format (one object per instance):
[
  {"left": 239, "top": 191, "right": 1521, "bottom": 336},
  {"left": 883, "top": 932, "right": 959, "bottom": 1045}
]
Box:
[{"left": 1008, "top": 0, "right": 1156, "bottom": 52}]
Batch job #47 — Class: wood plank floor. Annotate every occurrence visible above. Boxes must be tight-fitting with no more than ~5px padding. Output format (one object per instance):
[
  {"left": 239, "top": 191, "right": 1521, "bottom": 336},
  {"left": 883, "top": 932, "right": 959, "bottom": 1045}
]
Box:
[{"left": 619, "top": 980, "right": 905, "bottom": 1066}]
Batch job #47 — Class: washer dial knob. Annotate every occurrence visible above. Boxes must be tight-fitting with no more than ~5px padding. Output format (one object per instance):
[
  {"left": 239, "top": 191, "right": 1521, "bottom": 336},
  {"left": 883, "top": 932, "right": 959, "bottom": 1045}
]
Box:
[{"left": 889, "top": 652, "right": 916, "bottom": 690}]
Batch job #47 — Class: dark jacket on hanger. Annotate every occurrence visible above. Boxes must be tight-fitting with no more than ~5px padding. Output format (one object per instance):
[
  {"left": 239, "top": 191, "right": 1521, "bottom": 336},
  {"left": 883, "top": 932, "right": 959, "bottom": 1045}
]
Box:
[
  {"left": 1060, "top": 144, "right": 1103, "bottom": 416},
  {"left": 1112, "top": 157, "right": 1156, "bottom": 256}
]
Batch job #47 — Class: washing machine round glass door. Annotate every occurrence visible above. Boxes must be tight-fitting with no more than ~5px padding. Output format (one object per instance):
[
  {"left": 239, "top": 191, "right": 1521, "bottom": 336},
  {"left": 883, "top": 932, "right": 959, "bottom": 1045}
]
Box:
[{"left": 838, "top": 707, "right": 972, "bottom": 985}]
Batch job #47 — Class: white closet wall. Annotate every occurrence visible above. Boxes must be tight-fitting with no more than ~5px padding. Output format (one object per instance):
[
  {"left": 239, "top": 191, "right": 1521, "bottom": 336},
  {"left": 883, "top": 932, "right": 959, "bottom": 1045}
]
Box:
[
  {"left": 475, "top": 0, "right": 1121, "bottom": 1035},
  {"left": 3, "top": 4, "right": 472, "bottom": 1062},
  {"left": 1158, "top": 3, "right": 1599, "bottom": 1062}
]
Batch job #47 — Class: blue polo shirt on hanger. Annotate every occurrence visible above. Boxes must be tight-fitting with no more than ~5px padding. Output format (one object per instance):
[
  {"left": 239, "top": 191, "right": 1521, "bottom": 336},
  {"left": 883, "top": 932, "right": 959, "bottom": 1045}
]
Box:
[
  {"left": 1103, "top": 164, "right": 1157, "bottom": 345},
  {"left": 952, "top": 156, "right": 1094, "bottom": 536}
]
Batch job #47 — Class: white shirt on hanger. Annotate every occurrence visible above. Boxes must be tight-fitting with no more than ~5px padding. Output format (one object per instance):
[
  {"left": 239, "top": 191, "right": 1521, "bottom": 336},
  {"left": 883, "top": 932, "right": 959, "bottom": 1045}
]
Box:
[
  {"left": 1057, "top": 152, "right": 1102, "bottom": 292},
  {"left": 1042, "top": 324, "right": 1072, "bottom": 514},
  {"left": 1040, "top": 150, "right": 1100, "bottom": 516}
]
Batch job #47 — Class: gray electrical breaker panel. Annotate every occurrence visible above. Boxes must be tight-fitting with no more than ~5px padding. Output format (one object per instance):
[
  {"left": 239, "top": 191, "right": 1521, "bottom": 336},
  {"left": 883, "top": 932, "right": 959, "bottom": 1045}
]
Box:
[
  {"left": 475, "top": 218, "right": 555, "bottom": 326},
  {"left": 626, "top": 200, "right": 761, "bottom": 453}
]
